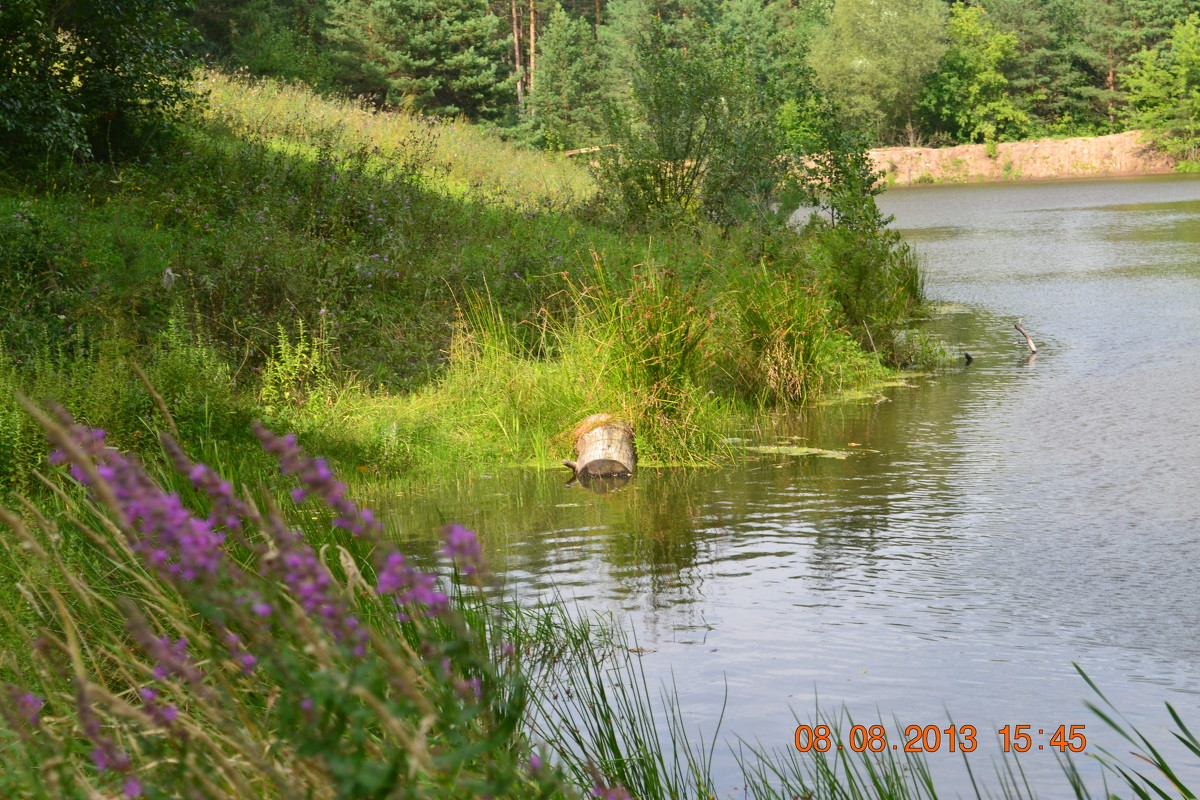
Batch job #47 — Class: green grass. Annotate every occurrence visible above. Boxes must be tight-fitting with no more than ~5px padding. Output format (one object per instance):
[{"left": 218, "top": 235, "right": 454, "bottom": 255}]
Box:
[{"left": 0, "top": 70, "right": 933, "bottom": 490}]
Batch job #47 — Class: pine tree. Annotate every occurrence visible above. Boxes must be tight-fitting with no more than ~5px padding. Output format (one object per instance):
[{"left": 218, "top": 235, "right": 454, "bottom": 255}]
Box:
[
  {"left": 326, "top": 0, "right": 515, "bottom": 118},
  {"left": 533, "top": 5, "right": 606, "bottom": 147},
  {"left": 980, "top": 0, "right": 1114, "bottom": 134}
]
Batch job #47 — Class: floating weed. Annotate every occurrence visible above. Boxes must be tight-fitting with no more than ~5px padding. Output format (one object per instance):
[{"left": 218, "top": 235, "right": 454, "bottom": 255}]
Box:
[{"left": 746, "top": 445, "right": 854, "bottom": 458}]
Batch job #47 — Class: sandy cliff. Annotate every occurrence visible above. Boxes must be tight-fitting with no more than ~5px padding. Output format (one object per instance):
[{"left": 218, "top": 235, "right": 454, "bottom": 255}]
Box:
[{"left": 871, "top": 131, "right": 1177, "bottom": 186}]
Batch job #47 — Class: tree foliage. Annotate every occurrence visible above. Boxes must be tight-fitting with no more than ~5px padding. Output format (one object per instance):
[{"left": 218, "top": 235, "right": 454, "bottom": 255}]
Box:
[
  {"left": 326, "top": 0, "right": 514, "bottom": 118},
  {"left": 0, "top": 0, "right": 198, "bottom": 161},
  {"left": 808, "top": 0, "right": 948, "bottom": 144},
  {"left": 1125, "top": 12, "right": 1200, "bottom": 161},
  {"left": 980, "top": 0, "right": 1116, "bottom": 134},
  {"left": 779, "top": 90, "right": 886, "bottom": 232},
  {"left": 920, "top": 2, "right": 1032, "bottom": 144},
  {"left": 532, "top": 4, "right": 606, "bottom": 148},
  {"left": 593, "top": 23, "right": 781, "bottom": 225}
]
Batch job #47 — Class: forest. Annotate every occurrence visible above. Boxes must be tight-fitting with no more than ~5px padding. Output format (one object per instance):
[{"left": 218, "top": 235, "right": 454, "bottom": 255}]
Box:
[{"left": 185, "top": 0, "right": 1200, "bottom": 151}]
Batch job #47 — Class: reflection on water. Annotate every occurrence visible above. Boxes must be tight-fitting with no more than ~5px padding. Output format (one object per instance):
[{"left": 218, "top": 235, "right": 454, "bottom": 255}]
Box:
[{"left": 375, "top": 175, "right": 1200, "bottom": 795}]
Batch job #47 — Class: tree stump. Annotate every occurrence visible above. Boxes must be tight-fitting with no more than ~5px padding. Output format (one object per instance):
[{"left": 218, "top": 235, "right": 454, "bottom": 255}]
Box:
[{"left": 562, "top": 413, "right": 636, "bottom": 478}]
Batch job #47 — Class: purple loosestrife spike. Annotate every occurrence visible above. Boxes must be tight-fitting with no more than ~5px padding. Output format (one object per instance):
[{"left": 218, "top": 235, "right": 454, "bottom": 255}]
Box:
[
  {"left": 375, "top": 550, "right": 448, "bottom": 616},
  {"left": 260, "top": 509, "right": 368, "bottom": 651},
  {"left": 441, "top": 524, "right": 485, "bottom": 577},
  {"left": 127, "top": 619, "right": 207, "bottom": 694},
  {"left": 77, "top": 683, "right": 132, "bottom": 776},
  {"left": 138, "top": 687, "right": 180, "bottom": 728},
  {"left": 2, "top": 685, "right": 44, "bottom": 730},
  {"left": 165, "top": 437, "right": 248, "bottom": 532},
  {"left": 222, "top": 629, "right": 260, "bottom": 675},
  {"left": 57, "top": 420, "right": 228, "bottom": 585},
  {"left": 254, "top": 424, "right": 382, "bottom": 537}
]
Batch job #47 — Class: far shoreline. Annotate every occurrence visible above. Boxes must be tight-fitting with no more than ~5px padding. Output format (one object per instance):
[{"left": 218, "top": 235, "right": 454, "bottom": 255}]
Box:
[{"left": 870, "top": 131, "right": 1178, "bottom": 187}]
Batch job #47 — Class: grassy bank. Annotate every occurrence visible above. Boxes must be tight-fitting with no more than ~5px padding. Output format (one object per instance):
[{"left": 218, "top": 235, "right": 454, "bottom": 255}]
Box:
[{"left": 1, "top": 71, "right": 934, "bottom": 491}]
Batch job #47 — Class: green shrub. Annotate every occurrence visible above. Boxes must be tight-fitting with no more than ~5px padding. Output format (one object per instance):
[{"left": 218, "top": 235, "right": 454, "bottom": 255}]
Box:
[{"left": 806, "top": 223, "right": 925, "bottom": 357}]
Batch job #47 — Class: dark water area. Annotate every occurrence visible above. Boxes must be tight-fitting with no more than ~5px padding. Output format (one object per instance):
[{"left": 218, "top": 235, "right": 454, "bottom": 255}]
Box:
[{"left": 379, "top": 175, "right": 1200, "bottom": 795}]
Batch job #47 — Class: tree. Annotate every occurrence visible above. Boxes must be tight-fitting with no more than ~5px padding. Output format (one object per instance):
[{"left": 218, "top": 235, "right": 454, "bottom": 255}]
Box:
[
  {"left": 921, "top": 2, "right": 1032, "bottom": 143},
  {"left": 0, "top": 0, "right": 198, "bottom": 161},
  {"left": 532, "top": 5, "right": 606, "bottom": 147},
  {"left": 715, "top": 0, "right": 831, "bottom": 97},
  {"left": 980, "top": 0, "right": 1115, "bottom": 134},
  {"left": 778, "top": 89, "right": 886, "bottom": 231},
  {"left": 598, "top": 0, "right": 720, "bottom": 104},
  {"left": 808, "top": 0, "right": 949, "bottom": 145},
  {"left": 326, "top": 0, "right": 514, "bottom": 118},
  {"left": 594, "top": 23, "right": 782, "bottom": 225},
  {"left": 1125, "top": 12, "right": 1200, "bottom": 162}
]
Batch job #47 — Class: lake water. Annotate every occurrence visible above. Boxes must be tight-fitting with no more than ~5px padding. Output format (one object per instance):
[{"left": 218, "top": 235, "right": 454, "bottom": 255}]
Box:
[{"left": 380, "top": 175, "right": 1200, "bottom": 796}]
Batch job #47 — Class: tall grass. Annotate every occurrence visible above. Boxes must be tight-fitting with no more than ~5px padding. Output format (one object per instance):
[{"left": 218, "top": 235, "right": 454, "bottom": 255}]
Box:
[
  {"left": 530, "top": 604, "right": 1196, "bottom": 800},
  {"left": 197, "top": 70, "right": 594, "bottom": 204},
  {"left": 0, "top": 402, "right": 571, "bottom": 799}
]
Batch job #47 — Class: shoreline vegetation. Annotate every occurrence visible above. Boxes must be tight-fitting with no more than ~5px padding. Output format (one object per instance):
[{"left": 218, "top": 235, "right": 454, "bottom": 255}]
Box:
[
  {"left": 0, "top": 70, "right": 934, "bottom": 494},
  {"left": 872, "top": 130, "right": 1180, "bottom": 186}
]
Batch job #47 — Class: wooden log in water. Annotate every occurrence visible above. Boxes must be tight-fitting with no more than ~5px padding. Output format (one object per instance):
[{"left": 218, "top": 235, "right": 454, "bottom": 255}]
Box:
[
  {"left": 562, "top": 413, "right": 636, "bottom": 477},
  {"left": 1014, "top": 320, "right": 1037, "bottom": 354}
]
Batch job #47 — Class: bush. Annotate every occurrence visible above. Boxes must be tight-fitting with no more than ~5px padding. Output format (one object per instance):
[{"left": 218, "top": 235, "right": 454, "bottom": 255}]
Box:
[{"left": 0, "top": 0, "right": 198, "bottom": 161}]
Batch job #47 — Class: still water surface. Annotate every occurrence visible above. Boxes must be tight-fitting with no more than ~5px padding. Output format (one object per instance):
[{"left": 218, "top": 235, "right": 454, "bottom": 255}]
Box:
[{"left": 383, "top": 175, "right": 1200, "bottom": 795}]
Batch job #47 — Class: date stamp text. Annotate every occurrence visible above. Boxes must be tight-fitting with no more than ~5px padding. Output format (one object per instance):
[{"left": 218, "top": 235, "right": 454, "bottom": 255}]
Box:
[{"left": 793, "top": 724, "right": 1088, "bottom": 754}]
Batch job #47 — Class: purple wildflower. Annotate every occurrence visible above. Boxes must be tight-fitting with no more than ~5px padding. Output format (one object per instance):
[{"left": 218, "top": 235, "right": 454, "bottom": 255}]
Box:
[
  {"left": 124, "top": 776, "right": 143, "bottom": 797},
  {"left": 591, "top": 783, "right": 633, "bottom": 800},
  {"left": 222, "top": 629, "right": 260, "bottom": 675},
  {"left": 2, "top": 685, "right": 44, "bottom": 730},
  {"left": 165, "top": 438, "right": 248, "bottom": 533},
  {"left": 375, "top": 550, "right": 448, "bottom": 616},
  {"left": 138, "top": 687, "right": 180, "bottom": 728},
  {"left": 454, "top": 676, "right": 482, "bottom": 702},
  {"left": 255, "top": 424, "right": 381, "bottom": 537},
  {"left": 77, "top": 683, "right": 132, "bottom": 776},
  {"left": 53, "top": 419, "right": 227, "bottom": 584},
  {"left": 260, "top": 509, "right": 368, "bottom": 654},
  {"left": 441, "top": 524, "right": 486, "bottom": 577},
  {"left": 132, "top": 628, "right": 206, "bottom": 689}
]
